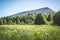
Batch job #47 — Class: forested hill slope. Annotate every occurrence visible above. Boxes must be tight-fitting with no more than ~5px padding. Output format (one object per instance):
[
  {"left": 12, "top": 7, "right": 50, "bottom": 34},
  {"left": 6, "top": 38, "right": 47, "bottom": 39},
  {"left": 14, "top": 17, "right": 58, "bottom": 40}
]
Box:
[{"left": 12, "top": 7, "right": 55, "bottom": 16}]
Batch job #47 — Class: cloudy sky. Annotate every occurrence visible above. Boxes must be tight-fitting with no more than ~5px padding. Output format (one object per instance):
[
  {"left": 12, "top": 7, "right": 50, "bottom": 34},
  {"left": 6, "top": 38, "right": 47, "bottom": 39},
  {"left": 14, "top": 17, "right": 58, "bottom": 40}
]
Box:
[{"left": 0, "top": 0, "right": 60, "bottom": 17}]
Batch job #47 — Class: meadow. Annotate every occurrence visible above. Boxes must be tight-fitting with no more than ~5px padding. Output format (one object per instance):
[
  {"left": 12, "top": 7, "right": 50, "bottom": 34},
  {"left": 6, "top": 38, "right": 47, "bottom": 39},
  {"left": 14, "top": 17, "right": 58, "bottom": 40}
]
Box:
[{"left": 0, "top": 25, "right": 60, "bottom": 40}]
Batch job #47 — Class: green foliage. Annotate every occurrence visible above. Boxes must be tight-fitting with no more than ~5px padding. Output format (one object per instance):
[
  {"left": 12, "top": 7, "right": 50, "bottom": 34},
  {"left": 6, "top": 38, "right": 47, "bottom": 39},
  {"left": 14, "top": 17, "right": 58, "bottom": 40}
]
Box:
[
  {"left": 34, "top": 13, "right": 47, "bottom": 25},
  {"left": 47, "top": 14, "right": 52, "bottom": 21},
  {"left": 0, "top": 18, "right": 3, "bottom": 25},
  {"left": 53, "top": 11, "right": 60, "bottom": 26},
  {"left": 0, "top": 11, "right": 60, "bottom": 25},
  {"left": 3, "top": 17, "right": 7, "bottom": 24},
  {"left": 0, "top": 14, "right": 35, "bottom": 25}
]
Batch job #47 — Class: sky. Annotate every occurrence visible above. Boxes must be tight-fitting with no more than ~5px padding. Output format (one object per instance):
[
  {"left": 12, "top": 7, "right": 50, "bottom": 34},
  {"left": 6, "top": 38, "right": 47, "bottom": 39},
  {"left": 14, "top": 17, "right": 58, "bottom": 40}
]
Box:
[{"left": 0, "top": 0, "right": 60, "bottom": 17}]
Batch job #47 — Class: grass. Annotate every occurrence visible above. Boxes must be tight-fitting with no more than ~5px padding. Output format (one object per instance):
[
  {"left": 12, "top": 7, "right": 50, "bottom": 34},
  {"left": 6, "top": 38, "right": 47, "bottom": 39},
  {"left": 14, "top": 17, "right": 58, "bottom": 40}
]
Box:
[{"left": 0, "top": 25, "right": 60, "bottom": 40}]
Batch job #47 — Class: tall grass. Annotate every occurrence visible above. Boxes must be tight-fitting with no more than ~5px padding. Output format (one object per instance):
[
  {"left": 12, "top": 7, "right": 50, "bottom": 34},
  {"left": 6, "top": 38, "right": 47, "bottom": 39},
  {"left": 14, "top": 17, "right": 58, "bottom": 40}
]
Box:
[{"left": 0, "top": 25, "right": 60, "bottom": 40}]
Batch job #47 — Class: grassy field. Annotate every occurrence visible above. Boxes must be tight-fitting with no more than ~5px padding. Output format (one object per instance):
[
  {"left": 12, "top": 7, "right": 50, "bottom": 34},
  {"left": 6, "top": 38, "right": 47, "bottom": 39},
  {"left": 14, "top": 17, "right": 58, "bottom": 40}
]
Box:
[{"left": 0, "top": 25, "right": 60, "bottom": 40}]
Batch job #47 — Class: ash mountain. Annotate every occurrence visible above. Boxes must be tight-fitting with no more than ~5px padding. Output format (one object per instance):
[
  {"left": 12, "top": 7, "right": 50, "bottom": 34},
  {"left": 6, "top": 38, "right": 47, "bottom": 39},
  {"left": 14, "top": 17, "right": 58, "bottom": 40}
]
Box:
[{"left": 12, "top": 7, "right": 55, "bottom": 16}]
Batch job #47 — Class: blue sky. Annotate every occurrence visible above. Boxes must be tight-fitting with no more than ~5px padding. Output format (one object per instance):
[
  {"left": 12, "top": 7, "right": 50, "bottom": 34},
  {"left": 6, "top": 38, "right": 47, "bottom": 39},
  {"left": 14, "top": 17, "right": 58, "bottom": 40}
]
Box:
[{"left": 0, "top": 0, "right": 60, "bottom": 17}]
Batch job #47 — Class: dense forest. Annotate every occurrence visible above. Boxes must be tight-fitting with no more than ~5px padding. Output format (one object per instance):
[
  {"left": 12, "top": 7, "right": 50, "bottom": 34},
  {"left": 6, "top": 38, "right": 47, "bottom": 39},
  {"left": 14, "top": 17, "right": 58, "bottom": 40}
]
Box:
[{"left": 0, "top": 11, "right": 60, "bottom": 25}]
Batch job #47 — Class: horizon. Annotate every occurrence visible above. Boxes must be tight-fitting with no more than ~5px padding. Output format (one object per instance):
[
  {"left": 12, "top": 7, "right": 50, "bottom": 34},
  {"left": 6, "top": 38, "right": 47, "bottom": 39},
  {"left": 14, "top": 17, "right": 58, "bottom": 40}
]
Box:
[{"left": 0, "top": 0, "right": 60, "bottom": 17}]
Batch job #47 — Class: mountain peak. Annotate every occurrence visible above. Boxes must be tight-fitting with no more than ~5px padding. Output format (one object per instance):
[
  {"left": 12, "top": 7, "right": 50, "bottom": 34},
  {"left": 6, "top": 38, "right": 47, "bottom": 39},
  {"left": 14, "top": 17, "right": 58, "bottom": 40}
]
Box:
[
  {"left": 39, "top": 7, "right": 50, "bottom": 10},
  {"left": 12, "top": 7, "right": 55, "bottom": 16},
  {"left": 44, "top": 7, "right": 49, "bottom": 9}
]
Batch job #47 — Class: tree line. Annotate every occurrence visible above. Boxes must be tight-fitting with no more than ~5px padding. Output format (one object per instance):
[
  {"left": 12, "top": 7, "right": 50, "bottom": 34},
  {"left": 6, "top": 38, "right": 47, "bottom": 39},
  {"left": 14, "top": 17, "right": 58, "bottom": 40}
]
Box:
[{"left": 0, "top": 11, "right": 60, "bottom": 25}]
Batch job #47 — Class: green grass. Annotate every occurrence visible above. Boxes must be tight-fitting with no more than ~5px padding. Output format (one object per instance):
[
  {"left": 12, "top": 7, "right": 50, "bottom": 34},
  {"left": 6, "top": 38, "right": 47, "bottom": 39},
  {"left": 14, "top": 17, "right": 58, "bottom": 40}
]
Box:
[{"left": 0, "top": 25, "right": 60, "bottom": 40}]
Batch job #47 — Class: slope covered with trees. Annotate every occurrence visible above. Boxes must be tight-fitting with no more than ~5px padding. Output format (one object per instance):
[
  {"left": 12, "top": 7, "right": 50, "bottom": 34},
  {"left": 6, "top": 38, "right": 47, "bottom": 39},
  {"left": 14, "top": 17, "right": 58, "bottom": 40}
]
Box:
[{"left": 0, "top": 11, "right": 60, "bottom": 26}]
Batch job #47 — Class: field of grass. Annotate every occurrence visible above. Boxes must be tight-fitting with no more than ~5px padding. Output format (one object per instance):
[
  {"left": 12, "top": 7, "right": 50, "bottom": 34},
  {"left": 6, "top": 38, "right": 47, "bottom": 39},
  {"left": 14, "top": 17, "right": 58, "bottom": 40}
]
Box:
[{"left": 0, "top": 25, "right": 60, "bottom": 40}]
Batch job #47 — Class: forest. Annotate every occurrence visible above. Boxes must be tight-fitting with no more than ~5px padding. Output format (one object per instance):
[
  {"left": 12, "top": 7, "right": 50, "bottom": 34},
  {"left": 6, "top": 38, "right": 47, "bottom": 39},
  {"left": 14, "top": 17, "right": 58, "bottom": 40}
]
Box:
[{"left": 0, "top": 11, "right": 60, "bottom": 26}]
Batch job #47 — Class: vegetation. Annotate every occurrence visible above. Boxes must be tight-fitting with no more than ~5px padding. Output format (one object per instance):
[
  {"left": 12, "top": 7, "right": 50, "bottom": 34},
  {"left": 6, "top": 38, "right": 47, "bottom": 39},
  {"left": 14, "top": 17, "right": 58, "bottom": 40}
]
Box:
[
  {"left": 47, "top": 14, "right": 52, "bottom": 21},
  {"left": 53, "top": 11, "right": 60, "bottom": 26},
  {"left": 34, "top": 13, "right": 47, "bottom": 25},
  {"left": 0, "top": 25, "right": 60, "bottom": 40},
  {"left": 0, "top": 11, "right": 60, "bottom": 26},
  {"left": 0, "top": 14, "right": 35, "bottom": 25},
  {"left": 0, "top": 11, "right": 60, "bottom": 40}
]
